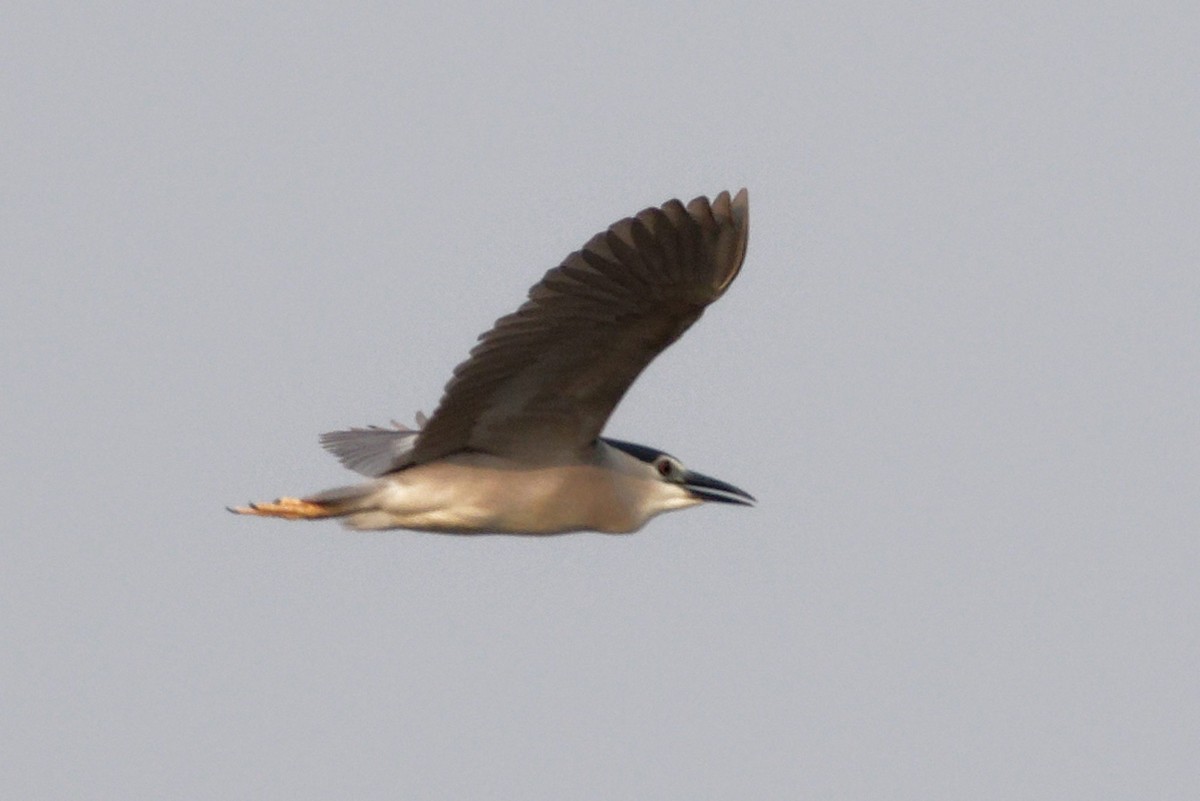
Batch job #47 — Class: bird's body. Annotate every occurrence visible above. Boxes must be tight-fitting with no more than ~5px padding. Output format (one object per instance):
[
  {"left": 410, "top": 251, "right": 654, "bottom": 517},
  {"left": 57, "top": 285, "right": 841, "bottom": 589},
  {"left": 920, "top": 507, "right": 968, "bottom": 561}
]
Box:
[
  {"left": 280, "top": 441, "right": 700, "bottom": 534},
  {"left": 232, "top": 190, "right": 754, "bottom": 534}
]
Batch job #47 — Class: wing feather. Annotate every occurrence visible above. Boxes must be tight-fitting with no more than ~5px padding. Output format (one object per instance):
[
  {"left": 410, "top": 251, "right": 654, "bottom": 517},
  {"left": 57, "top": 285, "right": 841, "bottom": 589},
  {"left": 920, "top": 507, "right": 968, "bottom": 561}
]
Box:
[{"left": 412, "top": 190, "right": 749, "bottom": 463}]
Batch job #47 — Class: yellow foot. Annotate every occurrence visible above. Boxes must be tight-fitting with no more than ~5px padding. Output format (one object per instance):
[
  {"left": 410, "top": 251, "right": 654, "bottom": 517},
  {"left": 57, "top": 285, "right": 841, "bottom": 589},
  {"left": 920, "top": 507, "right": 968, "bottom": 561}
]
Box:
[{"left": 227, "top": 496, "right": 330, "bottom": 520}]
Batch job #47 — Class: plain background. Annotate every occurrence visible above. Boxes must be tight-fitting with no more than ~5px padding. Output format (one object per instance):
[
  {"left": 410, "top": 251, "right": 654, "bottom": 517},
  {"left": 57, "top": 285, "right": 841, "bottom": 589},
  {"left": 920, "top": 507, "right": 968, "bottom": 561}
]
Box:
[{"left": 4, "top": 2, "right": 1197, "bottom": 799}]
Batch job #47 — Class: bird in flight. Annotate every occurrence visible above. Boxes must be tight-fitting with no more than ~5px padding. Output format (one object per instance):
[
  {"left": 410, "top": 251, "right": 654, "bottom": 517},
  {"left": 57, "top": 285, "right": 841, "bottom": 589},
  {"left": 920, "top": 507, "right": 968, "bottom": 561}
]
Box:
[{"left": 231, "top": 189, "right": 754, "bottom": 534}]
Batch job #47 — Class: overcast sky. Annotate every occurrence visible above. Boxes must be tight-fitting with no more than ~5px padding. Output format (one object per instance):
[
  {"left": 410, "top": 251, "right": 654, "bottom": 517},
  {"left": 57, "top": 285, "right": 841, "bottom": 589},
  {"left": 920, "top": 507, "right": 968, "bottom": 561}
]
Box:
[{"left": 4, "top": 2, "right": 1197, "bottom": 799}]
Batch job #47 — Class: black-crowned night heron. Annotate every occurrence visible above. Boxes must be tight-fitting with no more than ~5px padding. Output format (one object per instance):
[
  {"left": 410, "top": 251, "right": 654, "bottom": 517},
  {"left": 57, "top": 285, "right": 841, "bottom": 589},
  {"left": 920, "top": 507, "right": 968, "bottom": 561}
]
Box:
[{"left": 231, "top": 189, "right": 754, "bottom": 534}]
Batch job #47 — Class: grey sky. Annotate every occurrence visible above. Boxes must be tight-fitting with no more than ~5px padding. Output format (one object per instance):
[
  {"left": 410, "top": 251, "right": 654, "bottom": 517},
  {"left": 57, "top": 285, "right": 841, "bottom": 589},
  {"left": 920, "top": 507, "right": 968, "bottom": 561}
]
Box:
[{"left": 3, "top": 2, "right": 1197, "bottom": 799}]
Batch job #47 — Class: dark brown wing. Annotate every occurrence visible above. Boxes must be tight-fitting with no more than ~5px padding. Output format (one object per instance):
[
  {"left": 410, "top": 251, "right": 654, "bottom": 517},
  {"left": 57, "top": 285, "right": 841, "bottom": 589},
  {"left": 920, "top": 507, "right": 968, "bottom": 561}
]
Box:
[{"left": 412, "top": 189, "right": 749, "bottom": 463}]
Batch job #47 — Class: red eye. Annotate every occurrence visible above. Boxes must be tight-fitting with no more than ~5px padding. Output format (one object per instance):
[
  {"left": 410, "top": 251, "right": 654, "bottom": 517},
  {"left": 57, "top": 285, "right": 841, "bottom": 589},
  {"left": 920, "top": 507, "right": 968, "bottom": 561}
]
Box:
[{"left": 657, "top": 459, "right": 672, "bottom": 477}]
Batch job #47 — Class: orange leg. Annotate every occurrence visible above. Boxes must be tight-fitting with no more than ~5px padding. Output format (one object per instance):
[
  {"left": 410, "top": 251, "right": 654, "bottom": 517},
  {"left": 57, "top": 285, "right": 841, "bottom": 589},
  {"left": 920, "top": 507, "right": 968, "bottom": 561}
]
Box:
[{"left": 227, "top": 496, "right": 331, "bottom": 520}]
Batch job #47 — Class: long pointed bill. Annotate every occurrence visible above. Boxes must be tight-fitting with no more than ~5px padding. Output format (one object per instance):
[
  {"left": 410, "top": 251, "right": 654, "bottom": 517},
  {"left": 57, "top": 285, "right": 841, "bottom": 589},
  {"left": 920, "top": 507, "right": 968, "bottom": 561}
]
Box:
[{"left": 683, "top": 470, "right": 756, "bottom": 506}]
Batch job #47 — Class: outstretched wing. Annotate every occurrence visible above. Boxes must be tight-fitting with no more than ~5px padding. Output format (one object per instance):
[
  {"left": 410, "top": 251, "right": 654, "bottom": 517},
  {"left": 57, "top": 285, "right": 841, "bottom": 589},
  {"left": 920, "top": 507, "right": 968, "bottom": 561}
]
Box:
[
  {"left": 320, "top": 422, "right": 421, "bottom": 477},
  {"left": 410, "top": 189, "right": 749, "bottom": 464}
]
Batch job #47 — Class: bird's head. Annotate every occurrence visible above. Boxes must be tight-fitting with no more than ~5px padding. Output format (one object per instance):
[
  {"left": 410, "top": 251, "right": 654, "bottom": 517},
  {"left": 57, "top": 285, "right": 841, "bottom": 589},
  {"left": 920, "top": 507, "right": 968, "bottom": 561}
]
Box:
[{"left": 601, "top": 438, "right": 755, "bottom": 516}]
